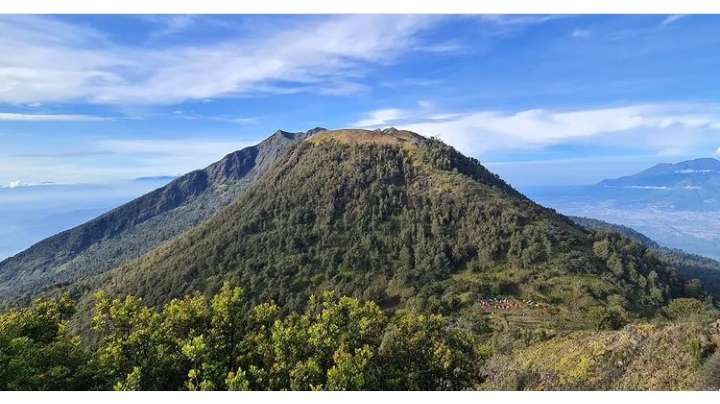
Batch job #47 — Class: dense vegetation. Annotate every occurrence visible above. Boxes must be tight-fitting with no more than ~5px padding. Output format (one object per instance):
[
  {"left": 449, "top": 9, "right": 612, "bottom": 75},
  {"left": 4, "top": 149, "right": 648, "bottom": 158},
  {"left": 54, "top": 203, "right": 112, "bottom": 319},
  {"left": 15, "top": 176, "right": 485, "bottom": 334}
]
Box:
[
  {"left": 569, "top": 216, "right": 660, "bottom": 249},
  {"left": 0, "top": 284, "right": 485, "bottom": 390},
  {"left": 2, "top": 283, "right": 719, "bottom": 391},
  {"left": 571, "top": 215, "right": 720, "bottom": 299}
]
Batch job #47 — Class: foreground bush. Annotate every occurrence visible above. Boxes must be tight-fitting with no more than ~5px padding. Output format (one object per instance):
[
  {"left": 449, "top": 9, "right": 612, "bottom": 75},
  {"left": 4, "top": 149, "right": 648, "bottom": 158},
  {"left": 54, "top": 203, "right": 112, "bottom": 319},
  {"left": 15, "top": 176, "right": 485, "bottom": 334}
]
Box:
[{"left": 1, "top": 283, "right": 485, "bottom": 391}]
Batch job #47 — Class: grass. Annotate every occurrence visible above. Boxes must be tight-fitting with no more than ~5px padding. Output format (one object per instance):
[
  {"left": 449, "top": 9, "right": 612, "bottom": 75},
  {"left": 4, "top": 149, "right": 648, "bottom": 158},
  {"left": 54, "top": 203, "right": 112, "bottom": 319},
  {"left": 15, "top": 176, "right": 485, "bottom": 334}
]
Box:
[{"left": 305, "top": 128, "right": 423, "bottom": 149}]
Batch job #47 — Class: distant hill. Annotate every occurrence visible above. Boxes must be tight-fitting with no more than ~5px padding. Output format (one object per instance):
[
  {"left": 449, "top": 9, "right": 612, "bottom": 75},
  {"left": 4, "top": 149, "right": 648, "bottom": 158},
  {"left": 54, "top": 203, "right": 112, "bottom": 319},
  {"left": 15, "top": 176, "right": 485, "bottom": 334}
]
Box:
[
  {"left": 596, "top": 157, "right": 720, "bottom": 211},
  {"left": 570, "top": 215, "right": 720, "bottom": 299},
  {"left": 600, "top": 158, "right": 720, "bottom": 188},
  {"left": 569, "top": 216, "right": 660, "bottom": 248},
  {"left": 0, "top": 128, "right": 325, "bottom": 304}
]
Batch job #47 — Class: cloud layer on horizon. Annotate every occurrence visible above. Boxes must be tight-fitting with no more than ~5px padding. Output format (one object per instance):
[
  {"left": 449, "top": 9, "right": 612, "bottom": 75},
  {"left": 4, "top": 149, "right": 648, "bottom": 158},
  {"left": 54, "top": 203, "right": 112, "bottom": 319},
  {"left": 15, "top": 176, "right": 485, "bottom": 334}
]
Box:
[{"left": 352, "top": 103, "right": 720, "bottom": 158}]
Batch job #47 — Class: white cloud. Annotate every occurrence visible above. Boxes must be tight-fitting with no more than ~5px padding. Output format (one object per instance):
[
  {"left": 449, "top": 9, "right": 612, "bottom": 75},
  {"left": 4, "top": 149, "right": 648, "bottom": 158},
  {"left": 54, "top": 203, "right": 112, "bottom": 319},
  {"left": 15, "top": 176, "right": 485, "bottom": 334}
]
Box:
[
  {"left": 571, "top": 29, "right": 591, "bottom": 38},
  {"left": 0, "top": 180, "right": 60, "bottom": 189},
  {"left": 351, "top": 101, "right": 434, "bottom": 127},
  {"left": 715, "top": 147, "right": 720, "bottom": 157},
  {"left": 477, "top": 15, "right": 565, "bottom": 28},
  {"left": 660, "top": 15, "right": 686, "bottom": 27},
  {"left": 96, "top": 138, "right": 257, "bottom": 157},
  {"left": 381, "top": 78, "right": 443, "bottom": 89},
  {"left": 352, "top": 109, "right": 410, "bottom": 127},
  {"left": 0, "top": 112, "right": 109, "bottom": 122},
  {"left": 141, "top": 15, "right": 199, "bottom": 38},
  {"left": 0, "top": 15, "right": 443, "bottom": 105},
  {"left": 226, "top": 117, "right": 257, "bottom": 125},
  {"left": 352, "top": 103, "right": 720, "bottom": 156}
]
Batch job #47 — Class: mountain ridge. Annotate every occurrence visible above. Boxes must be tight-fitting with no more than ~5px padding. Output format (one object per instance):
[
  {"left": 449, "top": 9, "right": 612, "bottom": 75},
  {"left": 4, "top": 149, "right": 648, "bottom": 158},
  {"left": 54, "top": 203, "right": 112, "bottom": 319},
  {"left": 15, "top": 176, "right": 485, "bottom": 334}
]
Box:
[
  {"left": 599, "top": 157, "right": 720, "bottom": 189},
  {"left": 0, "top": 128, "right": 324, "bottom": 304}
]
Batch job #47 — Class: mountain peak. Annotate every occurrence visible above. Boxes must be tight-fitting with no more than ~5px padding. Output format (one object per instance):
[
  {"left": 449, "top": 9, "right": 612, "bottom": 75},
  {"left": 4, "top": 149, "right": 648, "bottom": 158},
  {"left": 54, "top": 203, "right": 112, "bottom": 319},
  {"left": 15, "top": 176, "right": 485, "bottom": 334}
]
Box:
[
  {"left": 305, "top": 128, "right": 424, "bottom": 148},
  {"left": 270, "top": 129, "right": 302, "bottom": 140},
  {"left": 598, "top": 157, "right": 720, "bottom": 187},
  {"left": 305, "top": 127, "right": 328, "bottom": 136},
  {"left": 637, "top": 157, "right": 720, "bottom": 176},
  {"left": 674, "top": 157, "right": 720, "bottom": 169}
]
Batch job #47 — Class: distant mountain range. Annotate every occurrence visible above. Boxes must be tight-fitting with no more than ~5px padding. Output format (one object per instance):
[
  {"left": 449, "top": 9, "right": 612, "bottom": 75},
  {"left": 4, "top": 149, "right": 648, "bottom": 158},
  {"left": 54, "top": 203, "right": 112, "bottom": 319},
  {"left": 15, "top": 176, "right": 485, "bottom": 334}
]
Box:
[
  {"left": 597, "top": 157, "right": 720, "bottom": 210},
  {"left": 601, "top": 158, "right": 720, "bottom": 187},
  {"left": 526, "top": 157, "right": 720, "bottom": 259}
]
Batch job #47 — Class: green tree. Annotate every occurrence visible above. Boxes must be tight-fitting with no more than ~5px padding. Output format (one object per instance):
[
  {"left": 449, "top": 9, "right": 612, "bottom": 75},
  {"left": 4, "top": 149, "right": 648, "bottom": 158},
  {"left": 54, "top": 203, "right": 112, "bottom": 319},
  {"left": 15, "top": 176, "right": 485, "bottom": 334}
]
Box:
[
  {"left": 685, "top": 279, "right": 703, "bottom": 298},
  {"left": 0, "top": 295, "right": 92, "bottom": 390},
  {"left": 378, "top": 312, "right": 484, "bottom": 390},
  {"left": 92, "top": 292, "right": 183, "bottom": 390},
  {"left": 665, "top": 298, "right": 715, "bottom": 323}
]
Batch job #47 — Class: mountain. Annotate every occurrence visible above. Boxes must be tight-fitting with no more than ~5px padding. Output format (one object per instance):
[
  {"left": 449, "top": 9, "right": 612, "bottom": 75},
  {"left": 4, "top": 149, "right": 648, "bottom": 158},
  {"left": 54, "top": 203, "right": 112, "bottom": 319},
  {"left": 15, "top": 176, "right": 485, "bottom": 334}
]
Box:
[
  {"left": 525, "top": 158, "right": 720, "bottom": 259},
  {"left": 600, "top": 158, "right": 720, "bottom": 188},
  {"left": 595, "top": 157, "right": 720, "bottom": 210},
  {"left": 47, "top": 128, "right": 685, "bottom": 330},
  {"left": 0, "top": 128, "right": 325, "bottom": 305},
  {"left": 2, "top": 128, "right": 717, "bottom": 391}
]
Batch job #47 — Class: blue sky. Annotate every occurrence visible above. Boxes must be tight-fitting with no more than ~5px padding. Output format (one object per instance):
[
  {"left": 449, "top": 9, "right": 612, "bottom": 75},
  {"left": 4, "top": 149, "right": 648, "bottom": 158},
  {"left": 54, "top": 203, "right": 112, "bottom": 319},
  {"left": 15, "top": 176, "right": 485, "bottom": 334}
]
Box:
[{"left": 2, "top": 14, "right": 720, "bottom": 188}]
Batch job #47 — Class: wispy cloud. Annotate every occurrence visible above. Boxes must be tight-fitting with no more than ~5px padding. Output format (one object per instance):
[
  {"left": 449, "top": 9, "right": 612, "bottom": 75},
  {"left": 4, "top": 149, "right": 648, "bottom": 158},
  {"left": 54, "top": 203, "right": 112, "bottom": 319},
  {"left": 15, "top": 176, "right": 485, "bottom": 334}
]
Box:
[
  {"left": 352, "top": 103, "right": 720, "bottom": 156},
  {"left": 10, "top": 151, "right": 115, "bottom": 158},
  {"left": 660, "top": 15, "right": 686, "bottom": 27},
  {"left": 1, "top": 137, "right": 262, "bottom": 185},
  {"left": 96, "top": 138, "right": 258, "bottom": 157},
  {"left": 168, "top": 111, "right": 258, "bottom": 124},
  {"left": 477, "top": 15, "right": 565, "bottom": 28},
  {"left": 0, "top": 112, "right": 110, "bottom": 121},
  {"left": 224, "top": 117, "right": 258, "bottom": 124},
  {"left": 571, "top": 29, "right": 591, "bottom": 38},
  {"left": 141, "top": 15, "right": 199, "bottom": 38},
  {"left": 351, "top": 101, "right": 434, "bottom": 127},
  {"left": 381, "top": 78, "right": 443, "bottom": 89},
  {"left": 0, "top": 15, "right": 446, "bottom": 105},
  {"left": 475, "top": 15, "right": 568, "bottom": 36},
  {"left": 352, "top": 109, "right": 411, "bottom": 127},
  {"left": 0, "top": 179, "right": 61, "bottom": 189}
]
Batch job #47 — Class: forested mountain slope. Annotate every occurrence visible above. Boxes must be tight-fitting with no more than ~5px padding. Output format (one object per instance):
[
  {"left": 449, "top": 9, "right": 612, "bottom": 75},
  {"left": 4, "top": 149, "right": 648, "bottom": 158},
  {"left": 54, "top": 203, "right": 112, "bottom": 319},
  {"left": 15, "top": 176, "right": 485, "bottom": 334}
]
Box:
[
  {"left": 569, "top": 216, "right": 660, "bottom": 248},
  {"left": 0, "top": 128, "right": 323, "bottom": 305},
  {"left": 73, "top": 129, "right": 686, "bottom": 326},
  {"left": 571, "top": 215, "right": 720, "bottom": 299}
]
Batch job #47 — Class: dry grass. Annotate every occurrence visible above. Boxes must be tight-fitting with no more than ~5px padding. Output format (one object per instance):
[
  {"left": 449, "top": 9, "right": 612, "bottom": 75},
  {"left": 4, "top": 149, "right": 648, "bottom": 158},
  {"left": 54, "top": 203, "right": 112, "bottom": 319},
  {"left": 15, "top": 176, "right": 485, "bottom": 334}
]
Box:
[
  {"left": 306, "top": 128, "right": 424, "bottom": 148},
  {"left": 482, "top": 323, "right": 720, "bottom": 390}
]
